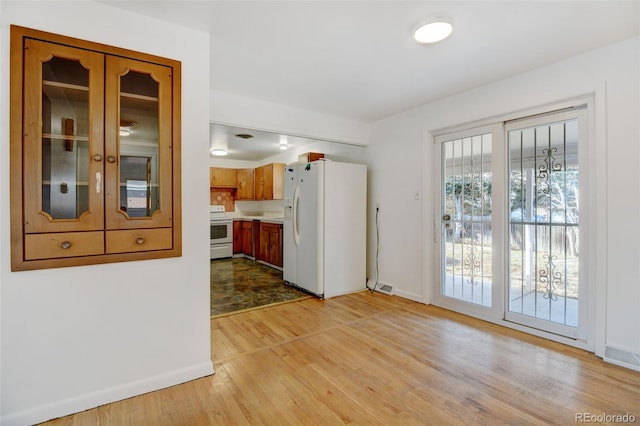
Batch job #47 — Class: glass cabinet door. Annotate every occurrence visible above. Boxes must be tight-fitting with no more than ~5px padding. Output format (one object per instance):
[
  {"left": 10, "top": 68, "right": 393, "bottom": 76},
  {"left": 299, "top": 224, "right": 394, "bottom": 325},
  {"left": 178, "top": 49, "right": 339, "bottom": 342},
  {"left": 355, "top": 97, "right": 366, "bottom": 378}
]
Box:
[
  {"left": 11, "top": 26, "right": 182, "bottom": 270},
  {"left": 105, "top": 56, "right": 173, "bottom": 230},
  {"left": 23, "top": 39, "right": 105, "bottom": 233}
]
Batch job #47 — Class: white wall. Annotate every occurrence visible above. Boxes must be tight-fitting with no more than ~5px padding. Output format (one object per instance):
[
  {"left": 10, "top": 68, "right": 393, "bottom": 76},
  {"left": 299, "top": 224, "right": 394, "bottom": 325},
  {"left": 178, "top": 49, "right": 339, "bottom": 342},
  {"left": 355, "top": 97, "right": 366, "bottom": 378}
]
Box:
[
  {"left": 0, "top": 1, "right": 213, "bottom": 424},
  {"left": 367, "top": 36, "right": 640, "bottom": 367}
]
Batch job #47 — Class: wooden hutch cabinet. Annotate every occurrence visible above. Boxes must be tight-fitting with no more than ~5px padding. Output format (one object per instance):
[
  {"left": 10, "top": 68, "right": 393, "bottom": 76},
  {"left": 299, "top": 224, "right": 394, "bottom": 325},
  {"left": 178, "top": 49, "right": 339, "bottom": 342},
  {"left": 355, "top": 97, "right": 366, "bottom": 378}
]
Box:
[{"left": 10, "top": 26, "right": 182, "bottom": 271}]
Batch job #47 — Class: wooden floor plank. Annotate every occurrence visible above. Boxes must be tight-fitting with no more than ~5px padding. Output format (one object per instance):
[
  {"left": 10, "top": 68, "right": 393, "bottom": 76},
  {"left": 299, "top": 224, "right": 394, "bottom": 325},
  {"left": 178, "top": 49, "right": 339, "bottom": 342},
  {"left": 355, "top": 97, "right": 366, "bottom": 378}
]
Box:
[{"left": 39, "top": 292, "right": 640, "bottom": 425}]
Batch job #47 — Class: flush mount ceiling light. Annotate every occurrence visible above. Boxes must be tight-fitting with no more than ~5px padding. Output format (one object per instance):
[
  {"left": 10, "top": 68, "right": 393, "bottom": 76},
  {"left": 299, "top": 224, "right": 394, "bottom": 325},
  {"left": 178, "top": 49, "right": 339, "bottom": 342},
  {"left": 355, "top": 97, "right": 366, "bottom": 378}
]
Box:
[
  {"left": 413, "top": 19, "right": 453, "bottom": 44},
  {"left": 210, "top": 127, "right": 228, "bottom": 156},
  {"left": 210, "top": 139, "right": 228, "bottom": 156},
  {"left": 279, "top": 135, "right": 288, "bottom": 151},
  {"left": 210, "top": 145, "right": 228, "bottom": 156}
]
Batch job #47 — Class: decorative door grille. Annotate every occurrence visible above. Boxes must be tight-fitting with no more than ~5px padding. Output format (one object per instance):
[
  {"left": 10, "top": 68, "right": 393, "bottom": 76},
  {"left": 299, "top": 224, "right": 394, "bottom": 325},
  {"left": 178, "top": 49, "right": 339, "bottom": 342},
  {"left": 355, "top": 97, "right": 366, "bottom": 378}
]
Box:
[
  {"left": 441, "top": 133, "right": 493, "bottom": 307},
  {"left": 507, "top": 118, "right": 579, "bottom": 328}
]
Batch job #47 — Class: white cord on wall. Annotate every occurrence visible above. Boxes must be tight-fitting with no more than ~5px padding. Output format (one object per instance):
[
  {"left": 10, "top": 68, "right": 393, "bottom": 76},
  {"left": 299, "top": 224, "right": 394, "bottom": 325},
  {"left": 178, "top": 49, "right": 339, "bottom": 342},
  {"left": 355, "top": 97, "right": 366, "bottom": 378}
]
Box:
[{"left": 367, "top": 206, "right": 380, "bottom": 293}]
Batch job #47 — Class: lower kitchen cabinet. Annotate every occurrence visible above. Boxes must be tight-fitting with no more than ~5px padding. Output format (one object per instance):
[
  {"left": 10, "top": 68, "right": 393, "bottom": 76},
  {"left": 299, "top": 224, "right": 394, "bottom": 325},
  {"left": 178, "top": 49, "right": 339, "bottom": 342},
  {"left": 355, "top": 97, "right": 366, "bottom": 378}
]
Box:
[
  {"left": 241, "top": 221, "right": 253, "bottom": 256},
  {"left": 233, "top": 220, "right": 254, "bottom": 257},
  {"left": 233, "top": 221, "right": 242, "bottom": 254},
  {"left": 258, "top": 222, "right": 282, "bottom": 267},
  {"left": 233, "top": 219, "right": 282, "bottom": 268}
]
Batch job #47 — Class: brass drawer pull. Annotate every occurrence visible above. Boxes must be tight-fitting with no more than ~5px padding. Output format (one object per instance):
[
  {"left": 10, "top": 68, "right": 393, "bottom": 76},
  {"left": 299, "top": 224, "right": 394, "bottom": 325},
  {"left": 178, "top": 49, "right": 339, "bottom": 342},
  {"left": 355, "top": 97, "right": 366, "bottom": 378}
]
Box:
[
  {"left": 107, "top": 155, "right": 116, "bottom": 163},
  {"left": 93, "top": 154, "right": 103, "bottom": 162},
  {"left": 61, "top": 241, "right": 71, "bottom": 250},
  {"left": 136, "top": 237, "right": 145, "bottom": 245}
]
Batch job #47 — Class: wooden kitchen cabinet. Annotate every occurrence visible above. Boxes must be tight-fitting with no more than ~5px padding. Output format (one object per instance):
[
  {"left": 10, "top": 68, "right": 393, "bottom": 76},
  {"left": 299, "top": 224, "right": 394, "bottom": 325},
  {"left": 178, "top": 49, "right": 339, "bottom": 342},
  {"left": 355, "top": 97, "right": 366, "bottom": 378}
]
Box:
[
  {"left": 241, "top": 221, "right": 254, "bottom": 257},
  {"left": 210, "top": 167, "right": 237, "bottom": 188},
  {"left": 233, "top": 221, "right": 242, "bottom": 254},
  {"left": 236, "top": 168, "right": 254, "bottom": 200},
  {"left": 258, "top": 222, "right": 282, "bottom": 267},
  {"left": 255, "top": 163, "right": 285, "bottom": 200},
  {"left": 253, "top": 220, "right": 261, "bottom": 261},
  {"left": 233, "top": 220, "right": 254, "bottom": 257},
  {"left": 10, "top": 26, "right": 182, "bottom": 271},
  {"left": 254, "top": 166, "right": 264, "bottom": 199}
]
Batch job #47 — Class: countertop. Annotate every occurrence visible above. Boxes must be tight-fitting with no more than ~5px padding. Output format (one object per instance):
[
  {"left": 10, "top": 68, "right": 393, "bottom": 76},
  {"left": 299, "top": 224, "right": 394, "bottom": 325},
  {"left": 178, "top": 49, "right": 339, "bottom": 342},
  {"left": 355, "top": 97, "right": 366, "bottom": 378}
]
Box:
[{"left": 232, "top": 215, "right": 283, "bottom": 224}]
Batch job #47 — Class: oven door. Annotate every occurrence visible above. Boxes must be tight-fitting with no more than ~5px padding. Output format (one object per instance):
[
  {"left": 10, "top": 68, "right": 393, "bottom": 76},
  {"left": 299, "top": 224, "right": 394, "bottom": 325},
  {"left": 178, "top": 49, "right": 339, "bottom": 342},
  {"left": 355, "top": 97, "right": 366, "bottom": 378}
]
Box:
[
  {"left": 210, "top": 219, "right": 233, "bottom": 260},
  {"left": 210, "top": 220, "right": 232, "bottom": 245}
]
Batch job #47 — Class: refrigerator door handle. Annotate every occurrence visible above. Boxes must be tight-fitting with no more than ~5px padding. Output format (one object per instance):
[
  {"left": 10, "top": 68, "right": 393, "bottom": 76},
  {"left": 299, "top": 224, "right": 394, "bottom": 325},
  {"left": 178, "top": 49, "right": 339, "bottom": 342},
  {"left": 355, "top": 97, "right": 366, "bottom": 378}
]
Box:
[{"left": 293, "top": 185, "right": 300, "bottom": 246}]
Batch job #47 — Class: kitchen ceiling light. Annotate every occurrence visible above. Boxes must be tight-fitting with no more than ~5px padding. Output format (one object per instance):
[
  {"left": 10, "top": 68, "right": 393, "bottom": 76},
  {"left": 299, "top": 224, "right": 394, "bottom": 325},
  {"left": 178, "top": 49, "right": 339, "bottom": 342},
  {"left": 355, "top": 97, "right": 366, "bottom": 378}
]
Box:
[
  {"left": 210, "top": 126, "right": 228, "bottom": 156},
  {"left": 211, "top": 147, "right": 228, "bottom": 156},
  {"left": 413, "top": 19, "right": 453, "bottom": 44},
  {"left": 279, "top": 135, "right": 288, "bottom": 150}
]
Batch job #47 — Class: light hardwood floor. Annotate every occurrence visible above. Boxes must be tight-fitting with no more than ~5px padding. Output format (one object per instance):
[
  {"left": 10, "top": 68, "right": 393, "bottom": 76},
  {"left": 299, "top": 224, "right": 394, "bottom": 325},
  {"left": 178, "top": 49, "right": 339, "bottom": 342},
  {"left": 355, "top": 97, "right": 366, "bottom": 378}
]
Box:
[{"left": 43, "top": 291, "right": 639, "bottom": 425}]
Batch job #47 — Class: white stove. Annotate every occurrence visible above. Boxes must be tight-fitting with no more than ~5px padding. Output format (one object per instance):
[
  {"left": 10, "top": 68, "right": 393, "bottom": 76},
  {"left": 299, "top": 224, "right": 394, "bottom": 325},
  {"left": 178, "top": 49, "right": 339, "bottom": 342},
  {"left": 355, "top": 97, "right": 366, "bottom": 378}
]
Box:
[
  {"left": 210, "top": 205, "right": 228, "bottom": 221},
  {"left": 210, "top": 205, "right": 233, "bottom": 259}
]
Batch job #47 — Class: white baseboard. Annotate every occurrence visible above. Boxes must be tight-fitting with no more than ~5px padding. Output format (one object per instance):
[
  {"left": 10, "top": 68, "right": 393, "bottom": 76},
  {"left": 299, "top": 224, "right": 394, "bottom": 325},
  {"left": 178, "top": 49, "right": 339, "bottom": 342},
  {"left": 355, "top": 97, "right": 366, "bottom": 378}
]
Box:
[
  {"left": 604, "top": 345, "right": 640, "bottom": 372},
  {"left": 393, "top": 288, "right": 423, "bottom": 303},
  {"left": 1, "top": 361, "right": 215, "bottom": 426}
]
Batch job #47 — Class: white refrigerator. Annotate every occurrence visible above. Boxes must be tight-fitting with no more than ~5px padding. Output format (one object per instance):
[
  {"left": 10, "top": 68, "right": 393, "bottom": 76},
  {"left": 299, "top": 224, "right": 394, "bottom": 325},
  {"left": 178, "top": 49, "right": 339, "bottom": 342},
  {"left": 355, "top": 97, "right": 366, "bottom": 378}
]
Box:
[{"left": 283, "top": 160, "right": 367, "bottom": 298}]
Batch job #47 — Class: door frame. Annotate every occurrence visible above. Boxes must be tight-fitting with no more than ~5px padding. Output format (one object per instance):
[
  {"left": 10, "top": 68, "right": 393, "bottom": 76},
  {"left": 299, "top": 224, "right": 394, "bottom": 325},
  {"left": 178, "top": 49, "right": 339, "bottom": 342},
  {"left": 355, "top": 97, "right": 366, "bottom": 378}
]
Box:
[{"left": 426, "top": 94, "right": 602, "bottom": 354}]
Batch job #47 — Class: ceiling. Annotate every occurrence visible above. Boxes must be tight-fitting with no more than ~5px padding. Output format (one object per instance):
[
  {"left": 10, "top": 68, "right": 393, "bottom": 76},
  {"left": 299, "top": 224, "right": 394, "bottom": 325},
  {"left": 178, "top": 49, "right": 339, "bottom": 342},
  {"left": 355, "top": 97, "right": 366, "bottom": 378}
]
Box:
[
  {"left": 210, "top": 123, "right": 324, "bottom": 162},
  {"left": 100, "top": 1, "right": 639, "bottom": 160}
]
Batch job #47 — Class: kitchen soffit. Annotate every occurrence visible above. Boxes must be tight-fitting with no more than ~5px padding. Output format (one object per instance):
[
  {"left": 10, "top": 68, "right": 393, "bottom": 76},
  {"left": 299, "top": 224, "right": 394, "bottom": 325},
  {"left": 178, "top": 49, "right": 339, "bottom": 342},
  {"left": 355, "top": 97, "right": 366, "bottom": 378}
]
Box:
[{"left": 209, "top": 123, "right": 367, "bottom": 162}]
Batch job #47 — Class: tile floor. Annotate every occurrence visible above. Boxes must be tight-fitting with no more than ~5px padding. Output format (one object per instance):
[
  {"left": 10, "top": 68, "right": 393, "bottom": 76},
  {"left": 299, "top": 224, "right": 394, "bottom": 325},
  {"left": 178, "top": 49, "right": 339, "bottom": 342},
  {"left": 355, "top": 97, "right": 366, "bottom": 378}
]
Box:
[{"left": 210, "top": 257, "right": 311, "bottom": 317}]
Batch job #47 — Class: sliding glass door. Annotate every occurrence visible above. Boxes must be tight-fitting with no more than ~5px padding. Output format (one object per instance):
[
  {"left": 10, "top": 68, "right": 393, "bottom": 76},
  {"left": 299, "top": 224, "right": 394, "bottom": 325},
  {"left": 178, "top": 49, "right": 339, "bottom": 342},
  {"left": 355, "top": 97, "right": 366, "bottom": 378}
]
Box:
[
  {"left": 434, "top": 124, "right": 504, "bottom": 319},
  {"left": 505, "top": 111, "right": 586, "bottom": 339},
  {"left": 434, "top": 109, "right": 588, "bottom": 340}
]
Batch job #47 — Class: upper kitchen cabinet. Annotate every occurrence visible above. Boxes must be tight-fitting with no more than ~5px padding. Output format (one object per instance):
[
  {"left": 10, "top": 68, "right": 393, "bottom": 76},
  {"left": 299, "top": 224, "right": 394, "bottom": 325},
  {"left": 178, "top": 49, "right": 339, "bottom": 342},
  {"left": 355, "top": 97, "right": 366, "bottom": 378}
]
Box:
[
  {"left": 255, "top": 163, "right": 284, "bottom": 200},
  {"left": 236, "top": 168, "right": 254, "bottom": 200},
  {"left": 10, "top": 26, "right": 182, "bottom": 271},
  {"left": 210, "top": 167, "right": 237, "bottom": 188}
]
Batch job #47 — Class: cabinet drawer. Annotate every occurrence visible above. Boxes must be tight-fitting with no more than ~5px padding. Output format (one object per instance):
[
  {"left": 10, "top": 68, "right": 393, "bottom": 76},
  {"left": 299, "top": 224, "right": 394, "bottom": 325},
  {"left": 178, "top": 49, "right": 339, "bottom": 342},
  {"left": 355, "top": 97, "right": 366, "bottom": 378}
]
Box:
[
  {"left": 106, "top": 228, "right": 172, "bottom": 254},
  {"left": 25, "top": 232, "right": 104, "bottom": 260}
]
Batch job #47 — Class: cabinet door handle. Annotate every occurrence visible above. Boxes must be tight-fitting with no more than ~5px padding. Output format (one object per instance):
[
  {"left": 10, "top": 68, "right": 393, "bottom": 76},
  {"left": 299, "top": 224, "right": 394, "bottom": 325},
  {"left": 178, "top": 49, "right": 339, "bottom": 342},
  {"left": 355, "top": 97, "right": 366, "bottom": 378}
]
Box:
[
  {"left": 93, "top": 154, "right": 103, "bottom": 162},
  {"left": 107, "top": 155, "right": 117, "bottom": 163},
  {"left": 136, "top": 237, "right": 145, "bottom": 245},
  {"left": 61, "top": 241, "right": 71, "bottom": 250}
]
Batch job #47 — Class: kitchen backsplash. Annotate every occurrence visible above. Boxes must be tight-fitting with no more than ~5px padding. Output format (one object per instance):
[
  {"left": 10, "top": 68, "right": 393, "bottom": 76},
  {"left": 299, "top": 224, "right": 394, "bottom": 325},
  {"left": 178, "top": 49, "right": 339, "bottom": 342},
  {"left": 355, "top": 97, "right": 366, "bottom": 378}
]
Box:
[{"left": 210, "top": 188, "right": 236, "bottom": 212}]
